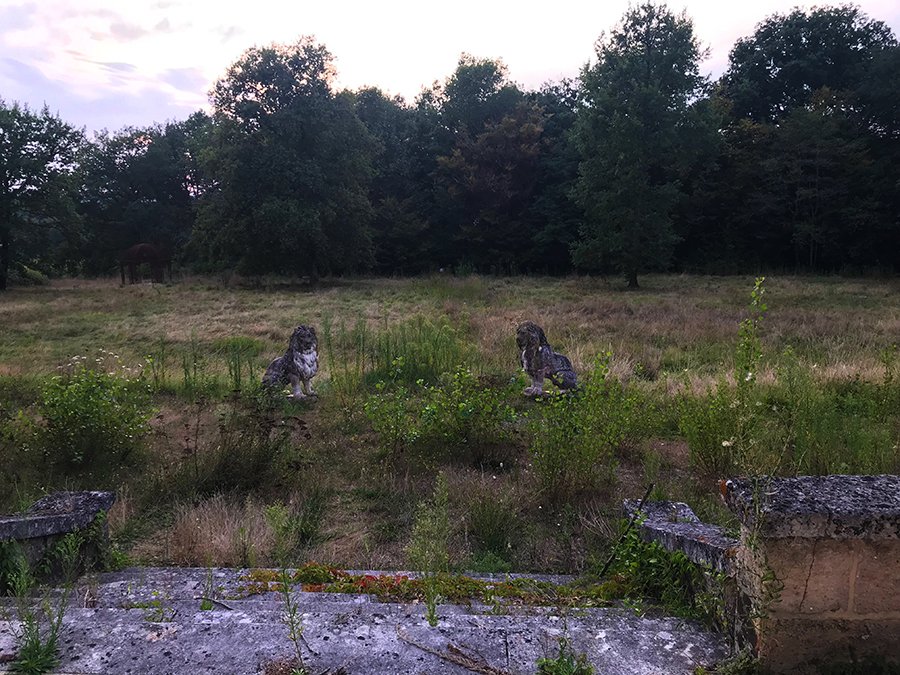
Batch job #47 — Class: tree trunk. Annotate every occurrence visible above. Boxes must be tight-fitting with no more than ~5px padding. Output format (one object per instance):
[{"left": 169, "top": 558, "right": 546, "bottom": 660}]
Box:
[
  {"left": 627, "top": 269, "right": 639, "bottom": 289},
  {"left": 0, "top": 228, "right": 9, "bottom": 291}
]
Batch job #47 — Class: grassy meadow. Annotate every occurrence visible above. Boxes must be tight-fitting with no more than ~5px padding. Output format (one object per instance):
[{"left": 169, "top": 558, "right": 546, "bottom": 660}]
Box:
[{"left": 1, "top": 273, "right": 899, "bottom": 575}]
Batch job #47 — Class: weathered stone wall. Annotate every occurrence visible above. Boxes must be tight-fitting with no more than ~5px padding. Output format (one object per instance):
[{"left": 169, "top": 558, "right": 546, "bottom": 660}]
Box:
[
  {"left": 723, "top": 475, "right": 900, "bottom": 673},
  {"left": 0, "top": 491, "right": 115, "bottom": 579}
]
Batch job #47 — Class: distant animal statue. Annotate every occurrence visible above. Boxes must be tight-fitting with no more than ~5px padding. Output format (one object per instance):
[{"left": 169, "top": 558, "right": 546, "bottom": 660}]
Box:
[
  {"left": 516, "top": 321, "right": 578, "bottom": 396},
  {"left": 119, "top": 243, "right": 171, "bottom": 285},
  {"left": 262, "top": 325, "right": 319, "bottom": 398}
]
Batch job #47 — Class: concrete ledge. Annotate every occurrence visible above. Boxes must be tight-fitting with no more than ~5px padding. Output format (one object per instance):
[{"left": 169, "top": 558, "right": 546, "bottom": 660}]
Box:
[
  {"left": 0, "top": 492, "right": 116, "bottom": 542},
  {"left": 0, "top": 491, "right": 116, "bottom": 574},
  {"left": 722, "top": 475, "right": 900, "bottom": 539},
  {"left": 623, "top": 499, "right": 739, "bottom": 573}
]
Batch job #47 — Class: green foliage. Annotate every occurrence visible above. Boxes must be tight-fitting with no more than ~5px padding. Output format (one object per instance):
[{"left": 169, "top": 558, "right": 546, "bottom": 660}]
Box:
[
  {"left": 678, "top": 386, "right": 736, "bottom": 478},
  {"left": 0, "top": 541, "right": 27, "bottom": 596},
  {"left": 194, "top": 37, "right": 375, "bottom": 278},
  {"left": 680, "top": 278, "right": 771, "bottom": 477},
  {"left": 146, "top": 337, "right": 171, "bottom": 392},
  {"left": 530, "top": 353, "right": 648, "bottom": 501},
  {"left": 365, "top": 366, "right": 518, "bottom": 467},
  {"left": 722, "top": 5, "right": 896, "bottom": 123},
  {"left": 277, "top": 569, "right": 307, "bottom": 674},
  {"left": 418, "top": 368, "right": 518, "bottom": 465},
  {"left": 536, "top": 638, "right": 594, "bottom": 675},
  {"left": 174, "top": 398, "right": 295, "bottom": 497},
  {"left": 265, "top": 490, "right": 329, "bottom": 564},
  {"left": 79, "top": 117, "right": 205, "bottom": 275},
  {"left": 327, "top": 315, "right": 468, "bottom": 389},
  {"left": 681, "top": 278, "right": 900, "bottom": 477},
  {"left": 768, "top": 350, "right": 900, "bottom": 474},
  {"left": 600, "top": 525, "right": 723, "bottom": 626},
  {"left": 467, "top": 551, "right": 512, "bottom": 574},
  {"left": 24, "top": 358, "right": 152, "bottom": 476},
  {"left": 467, "top": 491, "right": 520, "bottom": 562},
  {"left": 0, "top": 100, "right": 83, "bottom": 291},
  {"left": 179, "top": 334, "right": 217, "bottom": 401},
  {"left": 694, "top": 650, "right": 760, "bottom": 675},
  {"left": 216, "top": 336, "right": 263, "bottom": 392},
  {"left": 363, "top": 378, "right": 419, "bottom": 464},
  {"left": 2, "top": 534, "right": 83, "bottom": 675},
  {"left": 407, "top": 473, "right": 452, "bottom": 626},
  {"left": 573, "top": 3, "right": 708, "bottom": 286},
  {"left": 369, "top": 317, "right": 468, "bottom": 386},
  {"left": 8, "top": 265, "right": 49, "bottom": 286}
]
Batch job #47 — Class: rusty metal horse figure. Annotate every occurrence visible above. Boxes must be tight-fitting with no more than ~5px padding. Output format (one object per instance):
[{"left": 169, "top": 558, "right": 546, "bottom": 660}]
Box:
[{"left": 119, "top": 243, "right": 172, "bottom": 284}]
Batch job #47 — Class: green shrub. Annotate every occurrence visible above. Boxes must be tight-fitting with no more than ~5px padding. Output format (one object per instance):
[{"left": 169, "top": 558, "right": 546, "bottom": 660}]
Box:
[
  {"left": 214, "top": 336, "right": 264, "bottom": 392},
  {"left": 536, "top": 638, "right": 594, "bottom": 675},
  {"left": 418, "top": 368, "right": 518, "bottom": 465},
  {"left": 26, "top": 359, "right": 152, "bottom": 476},
  {"left": 467, "top": 491, "right": 519, "bottom": 561},
  {"left": 365, "top": 366, "right": 519, "bottom": 468},
  {"left": 8, "top": 264, "right": 49, "bottom": 286},
  {"left": 363, "top": 377, "right": 421, "bottom": 465},
  {"left": 467, "top": 550, "right": 513, "bottom": 574},
  {"left": 600, "top": 524, "right": 723, "bottom": 626},
  {"left": 530, "top": 353, "right": 646, "bottom": 501},
  {"left": 680, "top": 277, "right": 772, "bottom": 477},
  {"left": 325, "top": 315, "right": 469, "bottom": 398},
  {"left": 190, "top": 400, "right": 293, "bottom": 496},
  {"left": 407, "top": 473, "right": 452, "bottom": 626},
  {"left": 369, "top": 317, "right": 468, "bottom": 386},
  {"left": 265, "top": 490, "right": 329, "bottom": 564},
  {"left": 179, "top": 334, "right": 217, "bottom": 401},
  {"left": 767, "top": 350, "right": 899, "bottom": 475},
  {"left": 678, "top": 385, "right": 737, "bottom": 477},
  {"left": 683, "top": 348, "right": 900, "bottom": 478}
]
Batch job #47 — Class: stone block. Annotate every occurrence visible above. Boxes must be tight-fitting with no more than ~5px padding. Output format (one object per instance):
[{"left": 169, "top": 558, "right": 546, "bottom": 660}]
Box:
[
  {"left": 722, "top": 475, "right": 900, "bottom": 539},
  {"left": 756, "top": 617, "right": 900, "bottom": 674},
  {"left": 854, "top": 539, "right": 900, "bottom": 614},
  {"left": 0, "top": 491, "right": 116, "bottom": 577},
  {"left": 622, "top": 499, "right": 739, "bottom": 573},
  {"left": 762, "top": 538, "right": 854, "bottom": 614}
]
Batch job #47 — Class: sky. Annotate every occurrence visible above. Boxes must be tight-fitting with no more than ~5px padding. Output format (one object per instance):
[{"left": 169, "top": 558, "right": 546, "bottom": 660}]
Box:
[{"left": 2, "top": 0, "right": 899, "bottom": 135}]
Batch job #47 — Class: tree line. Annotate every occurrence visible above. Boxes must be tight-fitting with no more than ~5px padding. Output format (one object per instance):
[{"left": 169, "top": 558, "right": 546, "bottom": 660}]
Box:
[{"left": 1, "top": 3, "right": 898, "bottom": 289}]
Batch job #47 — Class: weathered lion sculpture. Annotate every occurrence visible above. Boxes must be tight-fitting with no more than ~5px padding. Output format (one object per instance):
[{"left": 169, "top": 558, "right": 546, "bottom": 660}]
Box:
[
  {"left": 516, "top": 321, "right": 578, "bottom": 396},
  {"left": 262, "top": 325, "right": 319, "bottom": 398}
]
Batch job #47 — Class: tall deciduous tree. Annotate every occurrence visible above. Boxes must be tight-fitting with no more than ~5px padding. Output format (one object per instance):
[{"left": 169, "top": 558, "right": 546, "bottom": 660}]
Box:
[
  {"left": 352, "top": 88, "right": 427, "bottom": 273},
  {"left": 0, "top": 101, "right": 83, "bottom": 290},
  {"left": 424, "top": 55, "right": 531, "bottom": 269},
  {"left": 435, "top": 101, "right": 545, "bottom": 272},
  {"left": 525, "top": 80, "right": 582, "bottom": 273},
  {"left": 193, "top": 38, "right": 375, "bottom": 278},
  {"left": 79, "top": 115, "right": 208, "bottom": 273},
  {"left": 722, "top": 5, "right": 896, "bottom": 124},
  {"left": 573, "top": 3, "right": 708, "bottom": 287}
]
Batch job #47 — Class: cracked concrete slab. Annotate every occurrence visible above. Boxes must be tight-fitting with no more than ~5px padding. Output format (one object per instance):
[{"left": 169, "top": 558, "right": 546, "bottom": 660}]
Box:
[{"left": 0, "top": 567, "right": 728, "bottom": 674}]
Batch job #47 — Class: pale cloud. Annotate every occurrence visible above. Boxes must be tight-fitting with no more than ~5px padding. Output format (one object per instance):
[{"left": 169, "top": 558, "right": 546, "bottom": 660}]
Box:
[
  {"left": 0, "top": 0, "right": 897, "bottom": 132},
  {"left": 160, "top": 67, "right": 207, "bottom": 93}
]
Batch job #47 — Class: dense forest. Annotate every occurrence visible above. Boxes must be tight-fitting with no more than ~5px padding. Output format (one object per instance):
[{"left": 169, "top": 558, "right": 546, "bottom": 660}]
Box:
[{"left": 1, "top": 3, "right": 898, "bottom": 289}]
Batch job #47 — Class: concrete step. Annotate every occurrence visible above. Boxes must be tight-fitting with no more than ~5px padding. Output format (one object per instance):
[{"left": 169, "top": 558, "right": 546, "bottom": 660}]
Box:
[
  {"left": 2, "top": 567, "right": 583, "bottom": 611},
  {"left": 1, "top": 604, "right": 727, "bottom": 675},
  {"left": 0, "top": 567, "right": 729, "bottom": 674}
]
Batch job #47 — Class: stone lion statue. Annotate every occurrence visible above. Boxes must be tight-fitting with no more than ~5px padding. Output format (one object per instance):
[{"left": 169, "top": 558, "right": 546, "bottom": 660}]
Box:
[
  {"left": 262, "top": 325, "right": 319, "bottom": 398},
  {"left": 516, "top": 321, "right": 578, "bottom": 396}
]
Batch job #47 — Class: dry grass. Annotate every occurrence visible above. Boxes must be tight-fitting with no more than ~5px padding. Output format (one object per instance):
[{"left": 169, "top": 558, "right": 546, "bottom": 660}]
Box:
[
  {"left": 3, "top": 274, "right": 898, "bottom": 386},
  {"left": 3, "top": 273, "right": 899, "bottom": 572},
  {"left": 169, "top": 495, "right": 275, "bottom": 567}
]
